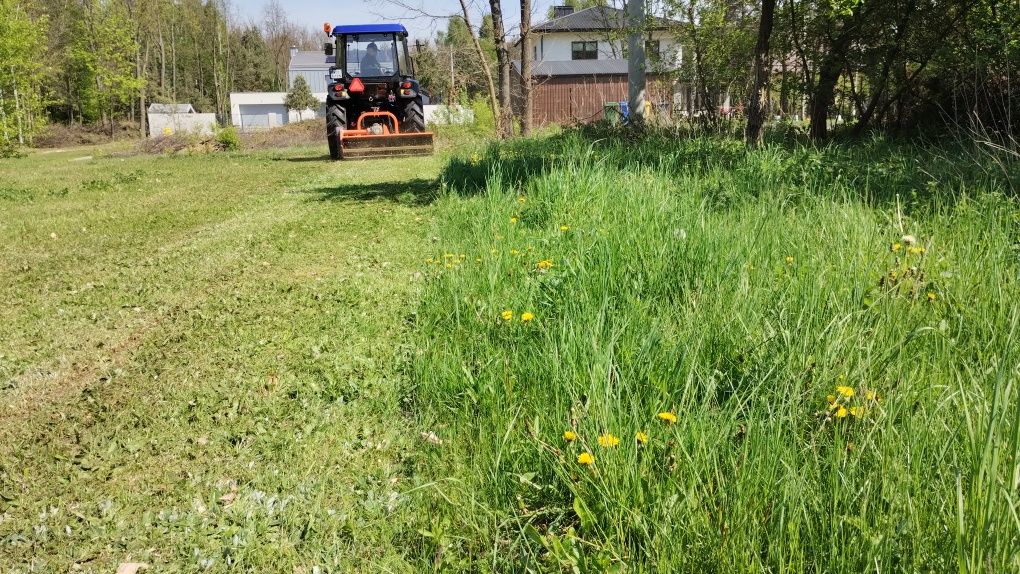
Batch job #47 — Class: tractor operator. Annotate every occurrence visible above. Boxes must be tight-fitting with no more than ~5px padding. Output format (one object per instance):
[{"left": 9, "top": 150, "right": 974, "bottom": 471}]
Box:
[{"left": 361, "top": 42, "right": 382, "bottom": 76}]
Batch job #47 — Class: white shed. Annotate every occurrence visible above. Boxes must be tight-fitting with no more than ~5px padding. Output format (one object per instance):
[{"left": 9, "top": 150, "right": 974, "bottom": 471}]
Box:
[{"left": 147, "top": 103, "right": 217, "bottom": 137}]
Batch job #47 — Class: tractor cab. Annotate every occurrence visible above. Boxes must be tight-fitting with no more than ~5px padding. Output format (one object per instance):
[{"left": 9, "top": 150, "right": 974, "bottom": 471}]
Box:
[
  {"left": 339, "top": 33, "right": 411, "bottom": 79},
  {"left": 321, "top": 23, "right": 432, "bottom": 160}
]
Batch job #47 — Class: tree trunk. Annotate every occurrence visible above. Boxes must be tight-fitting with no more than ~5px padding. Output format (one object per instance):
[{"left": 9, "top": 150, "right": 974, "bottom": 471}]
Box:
[
  {"left": 138, "top": 44, "right": 147, "bottom": 138},
  {"left": 520, "top": 0, "right": 533, "bottom": 136},
  {"left": 809, "top": 56, "right": 842, "bottom": 141},
  {"left": 0, "top": 86, "right": 9, "bottom": 143},
  {"left": 745, "top": 0, "right": 777, "bottom": 146},
  {"left": 627, "top": 0, "right": 646, "bottom": 124},
  {"left": 11, "top": 68, "right": 25, "bottom": 145},
  {"left": 488, "top": 0, "right": 512, "bottom": 138},
  {"left": 457, "top": 0, "right": 500, "bottom": 136}
]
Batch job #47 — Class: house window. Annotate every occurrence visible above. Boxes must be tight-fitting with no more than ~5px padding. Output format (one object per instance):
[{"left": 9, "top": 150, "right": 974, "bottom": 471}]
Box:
[
  {"left": 623, "top": 40, "right": 662, "bottom": 61},
  {"left": 645, "top": 40, "right": 661, "bottom": 61},
  {"left": 571, "top": 41, "right": 598, "bottom": 60}
]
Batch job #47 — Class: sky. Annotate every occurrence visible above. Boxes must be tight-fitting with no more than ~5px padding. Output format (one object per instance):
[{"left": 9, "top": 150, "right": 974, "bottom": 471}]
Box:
[{"left": 234, "top": 0, "right": 566, "bottom": 42}]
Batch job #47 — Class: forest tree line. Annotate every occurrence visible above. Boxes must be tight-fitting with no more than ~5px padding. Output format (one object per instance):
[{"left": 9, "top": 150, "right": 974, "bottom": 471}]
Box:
[
  {"left": 0, "top": 0, "right": 321, "bottom": 144},
  {"left": 411, "top": 0, "right": 1019, "bottom": 141},
  {"left": 3, "top": 0, "right": 1019, "bottom": 148}
]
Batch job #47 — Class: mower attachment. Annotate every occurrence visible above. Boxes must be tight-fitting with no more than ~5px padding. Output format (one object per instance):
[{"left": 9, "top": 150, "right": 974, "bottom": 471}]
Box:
[{"left": 338, "top": 111, "right": 434, "bottom": 160}]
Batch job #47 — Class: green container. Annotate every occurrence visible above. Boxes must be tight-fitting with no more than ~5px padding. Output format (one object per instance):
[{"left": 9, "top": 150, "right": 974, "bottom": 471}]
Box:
[{"left": 603, "top": 102, "right": 623, "bottom": 125}]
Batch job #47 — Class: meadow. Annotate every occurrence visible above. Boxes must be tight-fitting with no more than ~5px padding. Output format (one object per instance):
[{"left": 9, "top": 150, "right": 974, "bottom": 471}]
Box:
[
  {"left": 1, "top": 129, "right": 1017, "bottom": 573},
  {"left": 409, "top": 129, "right": 1020, "bottom": 572}
]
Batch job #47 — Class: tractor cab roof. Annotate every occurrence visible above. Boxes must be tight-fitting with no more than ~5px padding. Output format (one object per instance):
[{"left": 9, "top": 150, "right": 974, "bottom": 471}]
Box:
[{"left": 331, "top": 24, "right": 408, "bottom": 36}]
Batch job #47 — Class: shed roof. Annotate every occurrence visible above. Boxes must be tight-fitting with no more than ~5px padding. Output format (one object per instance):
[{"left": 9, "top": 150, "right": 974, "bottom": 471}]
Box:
[
  {"left": 533, "top": 6, "right": 675, "bottom": 33},
  {"left": 147, "top": 103, "right": 196, "bottom": 114},
  {"left": 290, "top": 51, "right": 333, "bottom": 69}
]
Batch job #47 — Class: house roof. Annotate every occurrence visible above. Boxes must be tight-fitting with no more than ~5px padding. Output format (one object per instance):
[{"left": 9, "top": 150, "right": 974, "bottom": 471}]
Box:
[
  {"left": 512, "top": 59, "right": 634, "bottom": 77},
  {"left": 290, "top": 51, "right": 333, "bottom": 69},
  {"left": 533, "top": 6, "right": 675, "bottom": 33},
  {"left": 147, "top": 103, "right": 195, "bottom": 114}
]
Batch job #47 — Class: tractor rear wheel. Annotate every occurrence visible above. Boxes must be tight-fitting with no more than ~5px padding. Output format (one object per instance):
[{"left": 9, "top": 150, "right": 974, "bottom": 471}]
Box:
[
  {"left": 402, "top": 99, "right": 425, "bottom": 133},
  {"left": 326, "top": 105, "right": 347, "bottom": 160}
]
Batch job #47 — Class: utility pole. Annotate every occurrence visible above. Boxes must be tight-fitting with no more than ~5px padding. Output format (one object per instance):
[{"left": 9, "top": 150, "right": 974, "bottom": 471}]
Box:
[{"left": 627, "top": 0, "right": 646, "bottom": 125}]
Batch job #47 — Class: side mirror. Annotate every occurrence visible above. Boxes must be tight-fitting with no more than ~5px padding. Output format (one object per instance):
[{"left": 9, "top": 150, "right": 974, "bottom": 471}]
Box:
[{"left": 323, "top": 42, "right": 334, "bottom": 56}]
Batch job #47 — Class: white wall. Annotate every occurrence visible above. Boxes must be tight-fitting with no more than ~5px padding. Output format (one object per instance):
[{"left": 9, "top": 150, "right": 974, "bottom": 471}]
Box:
[
  {"left": 148, "top": 113, "right": 217, "bottom": 137},
  {"left": 424, "top": 105, "right": 474, "bottom": 125},
  {"left": 531, "top": 31, "right": 682, "bottom": 68},
  {"left": 229, "top": 92, "right": 328, "bottom": 131}
]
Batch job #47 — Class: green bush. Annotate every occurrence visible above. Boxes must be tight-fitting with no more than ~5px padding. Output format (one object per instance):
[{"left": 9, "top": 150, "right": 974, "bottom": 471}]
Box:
[
  {"left": 0, "top": 138, "right": 25, "bottom": 159},
  {"left": 215, "top": 126, "right": 242, "bottom": 151},
  {"left": 411, "top": 130, "right": 1020, "bottom": 572}
]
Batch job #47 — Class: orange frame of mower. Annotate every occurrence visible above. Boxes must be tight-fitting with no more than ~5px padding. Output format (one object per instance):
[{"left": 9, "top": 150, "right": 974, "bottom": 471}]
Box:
[{"left": 339, "top": 111, "right": 433, "bottom": 142}]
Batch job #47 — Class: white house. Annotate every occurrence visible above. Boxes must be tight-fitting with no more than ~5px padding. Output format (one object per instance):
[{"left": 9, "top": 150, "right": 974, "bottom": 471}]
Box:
[
  {"left": 229, "top": 48, "right": 330, "bottom": 131},
  {"left": 514, "top": 5, "right": 684, "bottom": 126},
  {"left": 530, "top": 5, "right": 682, "bottom": 67}
]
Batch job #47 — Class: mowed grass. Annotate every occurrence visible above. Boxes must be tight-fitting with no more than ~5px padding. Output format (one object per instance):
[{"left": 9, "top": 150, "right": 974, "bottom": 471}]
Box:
[
  {"left": 409, "top": 131, "right": 1020, "bottom": 572},
  {"left": 0, "top": 144, "right": 442, "bottom": 572}
]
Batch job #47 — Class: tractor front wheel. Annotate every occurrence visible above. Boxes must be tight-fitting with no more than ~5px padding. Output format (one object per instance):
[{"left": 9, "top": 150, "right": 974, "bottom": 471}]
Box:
[
  {"left": 326, "top": 105, "right": 347, "bottom": 160},
  {"left": 402, "top": 99, "right": 426, "bottom": 133}
]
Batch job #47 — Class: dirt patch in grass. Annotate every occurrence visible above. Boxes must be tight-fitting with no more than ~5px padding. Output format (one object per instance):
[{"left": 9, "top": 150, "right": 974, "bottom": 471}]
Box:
[
  {"left": 242, "top": 119, "right": 323, "bottom": 149},
  {"left": 34, "top": 122, "right": 141, "bottom": 148}
]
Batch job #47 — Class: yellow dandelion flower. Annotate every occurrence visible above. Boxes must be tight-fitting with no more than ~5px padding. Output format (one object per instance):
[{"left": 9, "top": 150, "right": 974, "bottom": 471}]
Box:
[
  {"left": 521, "top": 312, "right": 535, "bottom": 323},
  {"left": 907, "top": 246, "right": 926, "bottom": 255},
  {"left": 577, "top": 452, "right": 594, "bottom": 466},
  {"left": 865, "top": 390, "right": 877, "bottom": 401},
  {"left": 927, "top": 292, "right": 936, "bottom": 302},
  {"left": 785, "top": 256, "right": 794, "bottom": 265},
  {"left": 657, "top": 412, "right": 678, "bottom": 425},
  {"left": 826, "top": 394, "right": 836, "bottom": 405},
  {"left": 891, "top": 242, "right": 902, "bottom": 252},
  {"left": 510, "top": 217, "right": 519, "bottom": 224},
  {"left": 835, "top": 406, "right": 849, "bottom": 418},
  {"left": 517, "top": 196, "right": 526, "bottom": 204},
  {"left": 445, "top": 263, "right": 453, "bottom": 269},
  {"left": 469, "top": 153, "right": 481, "bottom": 166},
  {"left": 560, "top": 225, "right": 570, "bottom": 232},
  {"left": 836, "top": 385, "right": 855, "bottom": 398},
  {"left": 510, "top": 249, "right": 520, "bottom": 256},
  {"left": 850, "top": 406, "right": 865, "bottom": 418},
  {"left": 597, "top": 433, "right": 620, "bottom": 448},
  {"left": 501, "top": 310, "right": 514, "bottom": 321},
  {"left": 537, "top": 259, "right": 554, "bottom": 271},
  {"left": 563, "top": 430, "right": 577, "bottom": 442},
  {"left": 635, "top": 431, "right": 649, "bottom": 445}
]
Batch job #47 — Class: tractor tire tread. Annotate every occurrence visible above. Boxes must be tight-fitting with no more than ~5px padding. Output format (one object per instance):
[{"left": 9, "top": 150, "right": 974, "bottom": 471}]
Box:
[{"left": 326, "top": 106, "right": 347, "bottom": 160}]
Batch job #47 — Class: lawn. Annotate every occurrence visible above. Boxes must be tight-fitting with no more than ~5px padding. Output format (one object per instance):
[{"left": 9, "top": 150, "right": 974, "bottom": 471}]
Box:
[
  {"left": 1, "top": 130, "right": 1018, "bottom": 573},
  {"left": 1, "top": 144, "right": 442, "bottom": 573}
]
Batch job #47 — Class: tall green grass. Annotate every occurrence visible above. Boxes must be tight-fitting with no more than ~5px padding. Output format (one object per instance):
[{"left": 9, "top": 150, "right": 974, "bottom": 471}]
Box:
[{"left": 407, "top": 130, "right": 1020, "bottom": 572}]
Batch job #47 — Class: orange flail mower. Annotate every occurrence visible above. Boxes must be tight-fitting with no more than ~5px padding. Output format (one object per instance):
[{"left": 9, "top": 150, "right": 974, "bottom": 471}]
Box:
[{"left": 334, "top": 111, "right": 434, "bottom": 160}]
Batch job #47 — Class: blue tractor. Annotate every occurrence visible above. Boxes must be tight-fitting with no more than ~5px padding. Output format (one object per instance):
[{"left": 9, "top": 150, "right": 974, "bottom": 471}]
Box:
[{"left": 322, "top": 23, "right": 434, "bottom": 160}]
